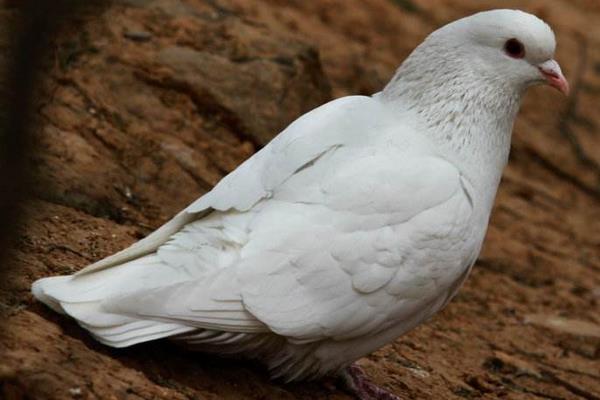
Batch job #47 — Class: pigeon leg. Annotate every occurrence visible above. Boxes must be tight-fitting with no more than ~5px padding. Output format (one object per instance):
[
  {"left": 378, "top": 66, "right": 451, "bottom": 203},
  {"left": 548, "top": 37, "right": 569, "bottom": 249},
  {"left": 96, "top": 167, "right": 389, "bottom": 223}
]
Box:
[{"left": 339, "top": 363, "right": 401, "bottom": 400}]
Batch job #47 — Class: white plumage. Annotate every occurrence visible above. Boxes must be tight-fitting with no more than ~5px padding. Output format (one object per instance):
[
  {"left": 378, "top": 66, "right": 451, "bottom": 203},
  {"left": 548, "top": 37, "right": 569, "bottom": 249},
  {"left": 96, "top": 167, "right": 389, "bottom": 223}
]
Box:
[{"left": 33, "top": 9, "right": 567, "bottom": 387}]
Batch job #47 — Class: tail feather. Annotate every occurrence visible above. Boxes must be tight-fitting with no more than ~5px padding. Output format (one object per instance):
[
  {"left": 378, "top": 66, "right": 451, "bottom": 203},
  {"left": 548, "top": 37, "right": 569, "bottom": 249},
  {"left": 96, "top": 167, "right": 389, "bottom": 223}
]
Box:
[
  {"left": 89, "top": 322, "right": 195, "bottom": 348},
  {"left": 32, "top": 277, "right": 69, "bottom": 315},
  {"left": 32, "top": 254, "right": 196, "bottom": 348}
]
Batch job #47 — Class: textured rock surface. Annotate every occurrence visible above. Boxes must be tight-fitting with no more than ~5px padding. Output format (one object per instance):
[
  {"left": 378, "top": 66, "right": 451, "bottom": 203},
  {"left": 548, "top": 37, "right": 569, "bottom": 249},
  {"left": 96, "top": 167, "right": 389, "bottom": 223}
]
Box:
[{"left": 1, "top": 0, "right": 599, "bottom": 399}]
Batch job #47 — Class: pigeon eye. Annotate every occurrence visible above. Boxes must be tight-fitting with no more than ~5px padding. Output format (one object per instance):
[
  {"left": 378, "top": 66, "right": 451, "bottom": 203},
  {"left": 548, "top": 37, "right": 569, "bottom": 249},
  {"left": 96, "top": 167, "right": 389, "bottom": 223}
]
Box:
[{"left": 504, "top": 38, "right": 525, "bottom": 59}]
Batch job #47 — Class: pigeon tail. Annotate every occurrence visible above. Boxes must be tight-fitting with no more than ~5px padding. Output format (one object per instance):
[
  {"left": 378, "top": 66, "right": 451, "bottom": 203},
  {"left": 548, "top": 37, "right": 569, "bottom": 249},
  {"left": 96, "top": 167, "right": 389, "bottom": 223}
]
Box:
[{"left": 31, "top": 254, "right": 196, "bottom": 347}]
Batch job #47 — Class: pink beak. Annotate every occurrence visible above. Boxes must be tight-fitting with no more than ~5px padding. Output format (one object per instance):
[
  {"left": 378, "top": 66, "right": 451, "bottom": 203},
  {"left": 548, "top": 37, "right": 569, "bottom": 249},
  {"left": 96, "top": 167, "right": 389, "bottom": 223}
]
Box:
[{"left": 538, "top": 60, "right": 569, "bottom": 96}]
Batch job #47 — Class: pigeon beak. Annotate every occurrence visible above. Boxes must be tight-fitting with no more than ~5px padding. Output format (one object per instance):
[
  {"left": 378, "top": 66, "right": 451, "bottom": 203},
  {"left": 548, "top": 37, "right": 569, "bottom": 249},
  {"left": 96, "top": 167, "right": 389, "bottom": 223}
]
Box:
[{"left": 538, "top": 60, "right": 569, "bottom": 96}]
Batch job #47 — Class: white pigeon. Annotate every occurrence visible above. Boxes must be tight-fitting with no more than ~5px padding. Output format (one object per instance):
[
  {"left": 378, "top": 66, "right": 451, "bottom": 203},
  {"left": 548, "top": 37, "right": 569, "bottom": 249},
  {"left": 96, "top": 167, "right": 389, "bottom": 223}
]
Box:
[{"left": 33, "top": 9, "right": 568, "bottom": 400}]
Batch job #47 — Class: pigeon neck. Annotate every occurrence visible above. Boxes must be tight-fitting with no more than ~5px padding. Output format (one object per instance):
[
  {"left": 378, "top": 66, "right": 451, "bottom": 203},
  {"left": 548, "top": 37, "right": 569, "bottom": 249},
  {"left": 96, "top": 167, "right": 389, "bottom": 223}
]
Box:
[{"left": 380, "top": 55, "right": 523, "bottom": 198}]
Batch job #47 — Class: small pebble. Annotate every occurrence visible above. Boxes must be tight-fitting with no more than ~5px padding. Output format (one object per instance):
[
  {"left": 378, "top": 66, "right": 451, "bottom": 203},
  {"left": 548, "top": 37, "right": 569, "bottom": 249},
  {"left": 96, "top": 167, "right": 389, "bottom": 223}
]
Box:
[{"left": 123, "top": 31, "right": 152, "bottom": 42}]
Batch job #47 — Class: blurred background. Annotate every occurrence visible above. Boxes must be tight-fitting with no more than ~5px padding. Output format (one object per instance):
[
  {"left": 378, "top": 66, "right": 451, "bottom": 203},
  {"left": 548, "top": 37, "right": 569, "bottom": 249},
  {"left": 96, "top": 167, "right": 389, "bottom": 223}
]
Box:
[{"left": 0, "top": 0, "right": 598, "bottom": 399}]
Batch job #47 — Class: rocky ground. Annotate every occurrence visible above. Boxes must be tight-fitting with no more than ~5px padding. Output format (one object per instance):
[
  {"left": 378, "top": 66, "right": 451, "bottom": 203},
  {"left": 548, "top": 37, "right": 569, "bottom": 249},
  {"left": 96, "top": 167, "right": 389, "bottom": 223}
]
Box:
[{"left": 1, "top": 0, "right": 599, "bottom": 399}]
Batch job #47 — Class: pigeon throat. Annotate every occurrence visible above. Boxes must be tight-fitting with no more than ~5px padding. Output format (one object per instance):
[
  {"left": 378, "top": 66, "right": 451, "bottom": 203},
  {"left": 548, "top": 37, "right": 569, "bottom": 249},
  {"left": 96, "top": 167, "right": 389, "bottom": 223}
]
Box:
[{"left": 380, "top": 56, "right": 523, "bottom": 192}]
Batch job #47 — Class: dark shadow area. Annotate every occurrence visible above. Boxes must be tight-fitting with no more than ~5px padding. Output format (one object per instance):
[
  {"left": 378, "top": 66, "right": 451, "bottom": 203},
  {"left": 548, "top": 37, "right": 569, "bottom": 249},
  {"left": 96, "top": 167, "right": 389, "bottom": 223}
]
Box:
[{"left": 0, "top": 0, "right": 107, "bottom": 282}]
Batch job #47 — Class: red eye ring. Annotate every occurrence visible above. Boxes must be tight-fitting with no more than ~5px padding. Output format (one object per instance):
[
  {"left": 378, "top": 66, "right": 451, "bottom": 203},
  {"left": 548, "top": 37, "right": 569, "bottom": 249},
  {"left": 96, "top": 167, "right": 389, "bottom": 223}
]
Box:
[{"left": 504, "top": 38, "right": 525, "bottom": 59}]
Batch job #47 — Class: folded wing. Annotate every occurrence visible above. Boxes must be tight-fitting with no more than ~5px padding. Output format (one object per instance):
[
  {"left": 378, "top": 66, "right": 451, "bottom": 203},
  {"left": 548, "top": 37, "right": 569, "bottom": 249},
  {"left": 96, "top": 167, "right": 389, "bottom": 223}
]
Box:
[{"left": 105, "top": 154, "right": 471, "bottom": 344}]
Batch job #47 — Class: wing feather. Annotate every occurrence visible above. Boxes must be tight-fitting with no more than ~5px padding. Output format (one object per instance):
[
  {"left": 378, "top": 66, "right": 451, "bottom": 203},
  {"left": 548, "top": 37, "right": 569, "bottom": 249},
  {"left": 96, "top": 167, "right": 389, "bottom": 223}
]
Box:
[
  {"left": 102, "top": 267, "right": 267, "bottom": 332},
  {"left": 238, "top": 155, "right": 471, "bottom": 342}
]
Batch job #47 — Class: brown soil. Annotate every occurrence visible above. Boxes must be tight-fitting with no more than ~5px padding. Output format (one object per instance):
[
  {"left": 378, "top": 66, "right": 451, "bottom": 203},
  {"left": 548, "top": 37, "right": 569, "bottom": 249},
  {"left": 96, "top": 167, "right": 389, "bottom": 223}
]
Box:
[{"left": 1, "top": 0, "right": 599, "bottom": 399}]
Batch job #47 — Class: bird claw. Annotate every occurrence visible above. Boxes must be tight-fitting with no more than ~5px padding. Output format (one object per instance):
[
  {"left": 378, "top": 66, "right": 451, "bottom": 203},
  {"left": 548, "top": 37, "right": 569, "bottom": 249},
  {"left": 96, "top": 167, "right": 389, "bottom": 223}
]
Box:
[{"left": 339, "top": 363, "right": 401, "bottom": 400}]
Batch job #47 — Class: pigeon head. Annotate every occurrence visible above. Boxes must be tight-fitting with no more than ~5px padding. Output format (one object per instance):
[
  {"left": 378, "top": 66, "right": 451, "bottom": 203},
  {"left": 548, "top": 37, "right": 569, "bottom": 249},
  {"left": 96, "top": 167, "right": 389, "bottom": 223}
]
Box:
[
  {"left": 444, "top": 9, "right": 569, "bottom": 95},
  {"left": 383, "top": 9, "right": 569, "bottom": 105}
]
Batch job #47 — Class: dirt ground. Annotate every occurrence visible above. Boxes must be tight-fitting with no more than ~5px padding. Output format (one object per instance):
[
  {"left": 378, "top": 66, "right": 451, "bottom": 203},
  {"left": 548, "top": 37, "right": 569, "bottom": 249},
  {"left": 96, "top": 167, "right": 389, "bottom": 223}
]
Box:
[{"left": 1, "top": 0, "right": 599, "bottom": 399}]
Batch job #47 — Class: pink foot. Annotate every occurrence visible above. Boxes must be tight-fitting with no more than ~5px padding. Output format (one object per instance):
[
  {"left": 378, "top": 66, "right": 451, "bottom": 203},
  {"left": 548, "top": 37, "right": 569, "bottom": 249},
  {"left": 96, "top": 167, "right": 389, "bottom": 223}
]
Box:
[{"left": 339, "top": 363, "right": 401, "bottom": 400}]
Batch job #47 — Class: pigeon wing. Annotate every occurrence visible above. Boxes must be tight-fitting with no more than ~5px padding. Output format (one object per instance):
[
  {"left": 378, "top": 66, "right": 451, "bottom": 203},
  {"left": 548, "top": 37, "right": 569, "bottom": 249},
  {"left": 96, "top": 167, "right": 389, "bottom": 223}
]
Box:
[{"left": 103, "top": 154, "right": 472, "bottom": 343}]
